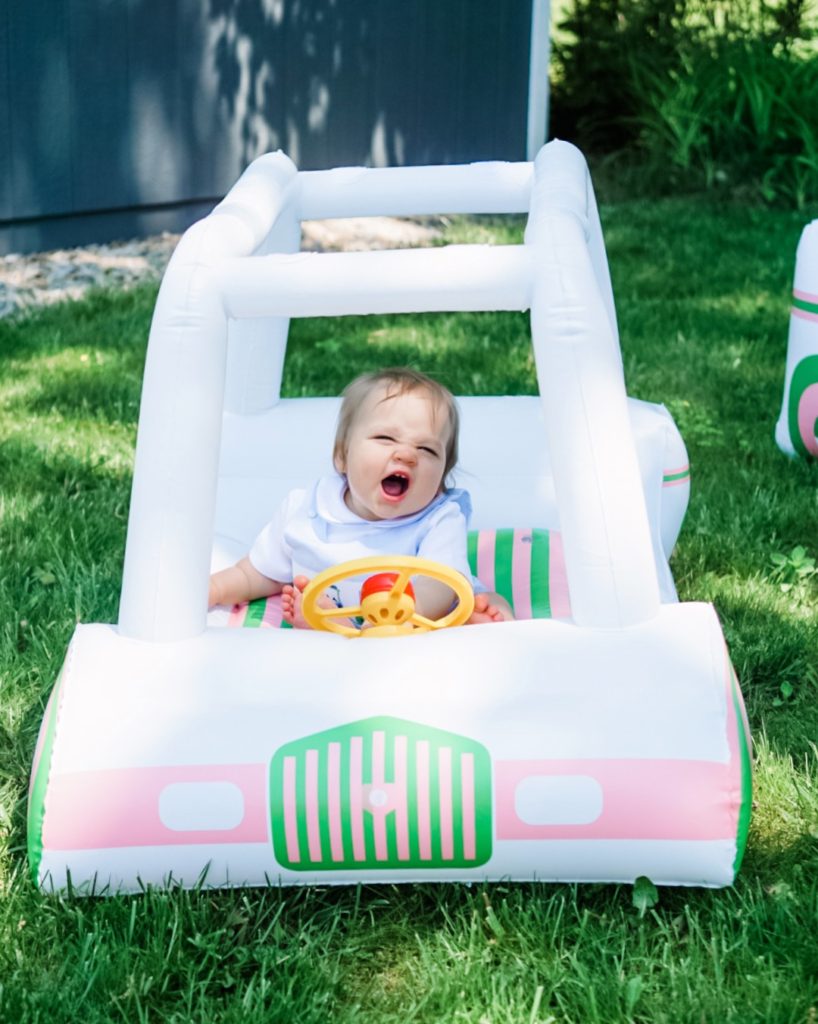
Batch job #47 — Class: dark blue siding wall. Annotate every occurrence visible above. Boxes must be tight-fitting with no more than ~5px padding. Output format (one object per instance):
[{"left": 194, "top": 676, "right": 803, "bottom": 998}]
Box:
[{"left": 0, "top": 0, "right": 533, "bottom": 254}]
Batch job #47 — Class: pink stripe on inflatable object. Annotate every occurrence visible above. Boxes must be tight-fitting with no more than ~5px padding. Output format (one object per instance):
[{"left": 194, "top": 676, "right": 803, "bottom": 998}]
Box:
[
  {"left": 371, "top": 731, "right": 388, "bottom": 861},
  {"left": 511, "top": 529, "right": 533, "bottom": 621},
  {"left": 797, "top": 382, "right": 818, "bottom": 456},
  {"left": 461, "top": 753, "right": 476, "bottom": 860},
  {"left": 548, "top": 532, "right": 572, "bottom": 619},
  {"left": 476, "top": 530, "right": 496, "bottom": 590},
  {"left": 495, "top": 758, "right": 729, "bottom": 840},
  {"left": 393, "top": 735, "right": 410, "bottom": 861},
  {"left": 305, "top": 748, "right": 322, "bottom": 861},
  {"left": 43, "top": 764, "right": 268, "bottom": 850},
  {"left": 793, "top": 288, "right": 818, "bottom": 303},
  {"left": 438, "top": 747, "right": 454, "bottom": 860},
  {"left": 416, "top": 740, "right": 432, "bottom": 860},
  {"left": 663, "top": 464, "right": 691, "bottom": 487},
  {"left": 495, "top": 757, "right": 736, "bottom": 841},
  {"left": 327, "top": 742, "right": 343, "bottom": 861},
  {"left": 792, "top": 307, "right": 818, "bottom": 323},
  {"left": 350, "top": 736, "right": 365, "bottom": 861},
  {"left": 283, "top": 757, "right": 300, "bottom": 861},
  {"left": 262, "top": 595, "right": 285, "bottom": 627}
]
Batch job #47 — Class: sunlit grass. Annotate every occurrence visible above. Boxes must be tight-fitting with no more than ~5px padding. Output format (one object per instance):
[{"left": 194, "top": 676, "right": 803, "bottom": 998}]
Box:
[{"left": 1, "top": 205, "right": 817, "bottom": 1021}]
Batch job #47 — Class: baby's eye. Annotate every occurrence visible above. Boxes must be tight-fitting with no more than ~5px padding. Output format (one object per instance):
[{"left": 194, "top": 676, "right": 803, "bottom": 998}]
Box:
[
  {"left": 373, "top": 434, "right": 395, "bottom": 442},
  {"left": 418, "top": 446, "right": 439, "bottom": 457}
]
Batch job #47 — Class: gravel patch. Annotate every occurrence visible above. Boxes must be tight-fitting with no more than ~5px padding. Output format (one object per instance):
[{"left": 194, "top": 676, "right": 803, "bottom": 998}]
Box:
[{"left": 0, "top": 217, "right": 443, "bottom": 320}]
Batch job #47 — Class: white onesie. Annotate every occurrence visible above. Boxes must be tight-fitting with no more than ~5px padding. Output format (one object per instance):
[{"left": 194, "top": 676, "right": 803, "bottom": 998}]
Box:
[{"left": 249, "top": 472, "right": 485, "bottom": 607}]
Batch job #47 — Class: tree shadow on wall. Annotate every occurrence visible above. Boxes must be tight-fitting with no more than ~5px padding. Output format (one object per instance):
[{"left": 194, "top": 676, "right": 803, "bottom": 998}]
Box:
[
  {"left": 205, "top": 0, "right": 530, "bottom": 172},
  {"left": 0, "top": 0, "right": 531, "bottom": 255}
]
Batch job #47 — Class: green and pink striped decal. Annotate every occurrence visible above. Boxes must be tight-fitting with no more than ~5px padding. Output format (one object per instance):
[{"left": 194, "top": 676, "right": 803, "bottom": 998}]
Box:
[
  {"left": 792, "top": 288, "right": 818, "bottom": 322},
  {"left": 228, "top": 594, "right": 291, "bottom": 629},
  {"left": 663, "top": 464, "right": 690, "bottom": 487},
  {"left": 467, "top": 527, "right": 570, "bottom": 620}
]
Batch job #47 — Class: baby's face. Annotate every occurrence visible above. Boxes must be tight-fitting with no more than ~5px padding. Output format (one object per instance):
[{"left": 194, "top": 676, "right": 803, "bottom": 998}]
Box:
[{"left": 337, "top": 386, "right": 450, "bottom": 521}]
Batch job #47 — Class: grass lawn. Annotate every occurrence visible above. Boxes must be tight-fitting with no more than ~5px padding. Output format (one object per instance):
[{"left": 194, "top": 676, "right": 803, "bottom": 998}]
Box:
[{"left": 1, "top": 199, "right": 817, "bottom": 1023}]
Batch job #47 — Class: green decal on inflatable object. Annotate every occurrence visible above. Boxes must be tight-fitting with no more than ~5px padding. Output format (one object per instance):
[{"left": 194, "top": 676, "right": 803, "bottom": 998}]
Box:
[
  {"left": 467, "top": 527, "right": 554, "bottom": 619},
  {"left": 27, "top": 669, "right": 66, "bottom": 883},
  {"left": 792, "top": 293, "right": 818, "bottom": 317},
  {"left": 787, "top": 354, "right": 818, "bottom": 459},
  {"left": 730, "top": 667, "right": 753, "bottom": 877},
  {"left": 270, "top": 717, "right": 492, "bottom": 871}
]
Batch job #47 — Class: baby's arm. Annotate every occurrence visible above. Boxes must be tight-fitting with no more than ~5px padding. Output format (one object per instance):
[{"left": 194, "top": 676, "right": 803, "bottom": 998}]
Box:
[
  {"left": 413, "top": 578, "right": 513, "bottom": 623},
  {"left": 209, "top": 557, "right": 283, "bottom": 608},
  {"left": 415, "top": 501, "right": 514, "bottom": 624},
  {"left": 412, "top": 576, "right": 462, "bottom": 621}
]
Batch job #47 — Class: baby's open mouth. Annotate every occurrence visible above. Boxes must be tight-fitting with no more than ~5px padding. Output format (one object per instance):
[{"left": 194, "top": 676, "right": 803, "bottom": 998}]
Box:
[{"left": 381, "top": 473, "right": 409, "bottom": 497}]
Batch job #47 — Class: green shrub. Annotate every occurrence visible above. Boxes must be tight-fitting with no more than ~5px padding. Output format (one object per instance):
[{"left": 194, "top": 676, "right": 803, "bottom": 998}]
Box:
[
  {"left": 550, "top": 0, "right": 688, "bottom": 151},
  {"left": 550, "top": 0, "right": 818, "bottom": 206}
]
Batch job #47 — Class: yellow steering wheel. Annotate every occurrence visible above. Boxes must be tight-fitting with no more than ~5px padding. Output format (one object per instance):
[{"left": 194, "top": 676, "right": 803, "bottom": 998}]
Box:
[{"left": 300, "top": 555, "right": 475, "bottom": 638}]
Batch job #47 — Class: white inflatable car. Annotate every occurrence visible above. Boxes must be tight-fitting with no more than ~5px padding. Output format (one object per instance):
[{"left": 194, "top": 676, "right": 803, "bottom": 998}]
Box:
[{"left": 28, "top": 142, "right": 751, "bottom": 894}]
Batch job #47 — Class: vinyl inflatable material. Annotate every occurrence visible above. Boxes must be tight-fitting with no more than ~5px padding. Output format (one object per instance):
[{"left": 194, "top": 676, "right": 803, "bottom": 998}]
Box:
[
  {"left": 28, "top": 142, "right": 751, "bottom": 894},
  {"left": 776, "top": 219, "right": 818, "bottom": 458}
]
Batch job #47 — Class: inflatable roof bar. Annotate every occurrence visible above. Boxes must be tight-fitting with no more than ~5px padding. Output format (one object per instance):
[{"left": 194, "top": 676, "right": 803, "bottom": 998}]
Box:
[{"left": 119, "top": 141, "right": 656, "bottom": 642}]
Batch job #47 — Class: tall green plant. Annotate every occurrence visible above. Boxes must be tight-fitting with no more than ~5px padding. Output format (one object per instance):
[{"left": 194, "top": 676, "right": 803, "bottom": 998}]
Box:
[
  {"left": 550, "top": 0, "right": 818, "bottom": 206},
  {"left": 632, "top": 34, "right": 818, "bottom": 206},
  {"left": 550, "top": 0, "right": 688, "bottom": 150}
]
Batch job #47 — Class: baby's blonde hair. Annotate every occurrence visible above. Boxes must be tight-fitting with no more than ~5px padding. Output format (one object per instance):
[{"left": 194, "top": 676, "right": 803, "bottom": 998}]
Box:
[{"left": 333, "top": 368, "right": 460, "bottom": 485}]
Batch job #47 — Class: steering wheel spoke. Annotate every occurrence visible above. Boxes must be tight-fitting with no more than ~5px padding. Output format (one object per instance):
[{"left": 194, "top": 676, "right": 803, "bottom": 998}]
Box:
[
  {"left": 408, "top": 612, "right": 438, "bottom": 630},
  {"left": 388, "top": 569, "right": 414, "bottom": 597},
  {"left": 312, "top": 604, "right": 361, "bottom": 619}
]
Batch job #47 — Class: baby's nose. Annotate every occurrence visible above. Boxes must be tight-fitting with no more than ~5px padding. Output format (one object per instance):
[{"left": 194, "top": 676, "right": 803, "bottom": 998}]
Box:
[{"left": 394, "top": 443, "right": 416, "bottom": 464}]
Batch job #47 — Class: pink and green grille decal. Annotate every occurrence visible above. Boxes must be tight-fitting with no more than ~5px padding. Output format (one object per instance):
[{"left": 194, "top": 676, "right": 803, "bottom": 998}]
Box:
[{"left": 269, "top": 716, "right": 492, "bottom": 871}]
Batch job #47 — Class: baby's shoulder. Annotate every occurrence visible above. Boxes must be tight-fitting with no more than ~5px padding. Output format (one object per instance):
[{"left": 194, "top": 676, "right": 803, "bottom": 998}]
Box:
[
  {"left": 416, "top": 489, "right": 471, "bottom": 534},
  {"left": 433, "top": 487, "right": 472, "bottom": 521},
  {"left": 276, "top": 486, "right": 311, "bottom": 522}
]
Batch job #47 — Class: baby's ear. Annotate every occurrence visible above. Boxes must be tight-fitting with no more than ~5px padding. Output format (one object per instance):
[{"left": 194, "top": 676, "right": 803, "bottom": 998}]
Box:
[{"left": 333, "top": 447, "right": 346, "bottom": 473}]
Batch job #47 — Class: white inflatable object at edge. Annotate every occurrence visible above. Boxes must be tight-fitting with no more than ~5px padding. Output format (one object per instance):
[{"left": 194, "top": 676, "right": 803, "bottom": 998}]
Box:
[
  {"left": 28, "top": 142, "right": 751, "bottom": 894},
  {"left": 776, "top": 219, "right": 818, "bottom": 458}
]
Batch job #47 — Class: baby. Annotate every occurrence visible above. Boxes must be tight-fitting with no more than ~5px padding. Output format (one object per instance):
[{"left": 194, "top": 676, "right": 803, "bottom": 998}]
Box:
[{"left": 209, "top": 368, "right": 513, "bottom": 627}]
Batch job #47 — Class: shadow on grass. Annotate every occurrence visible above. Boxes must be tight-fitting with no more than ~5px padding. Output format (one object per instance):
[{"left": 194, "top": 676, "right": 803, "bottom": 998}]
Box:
[
  {"left": 16, "top": 364, "right": 144, "bottom": 427},
  {"left": 0, "top": 433, "right": 132, "bottom": 505}
]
